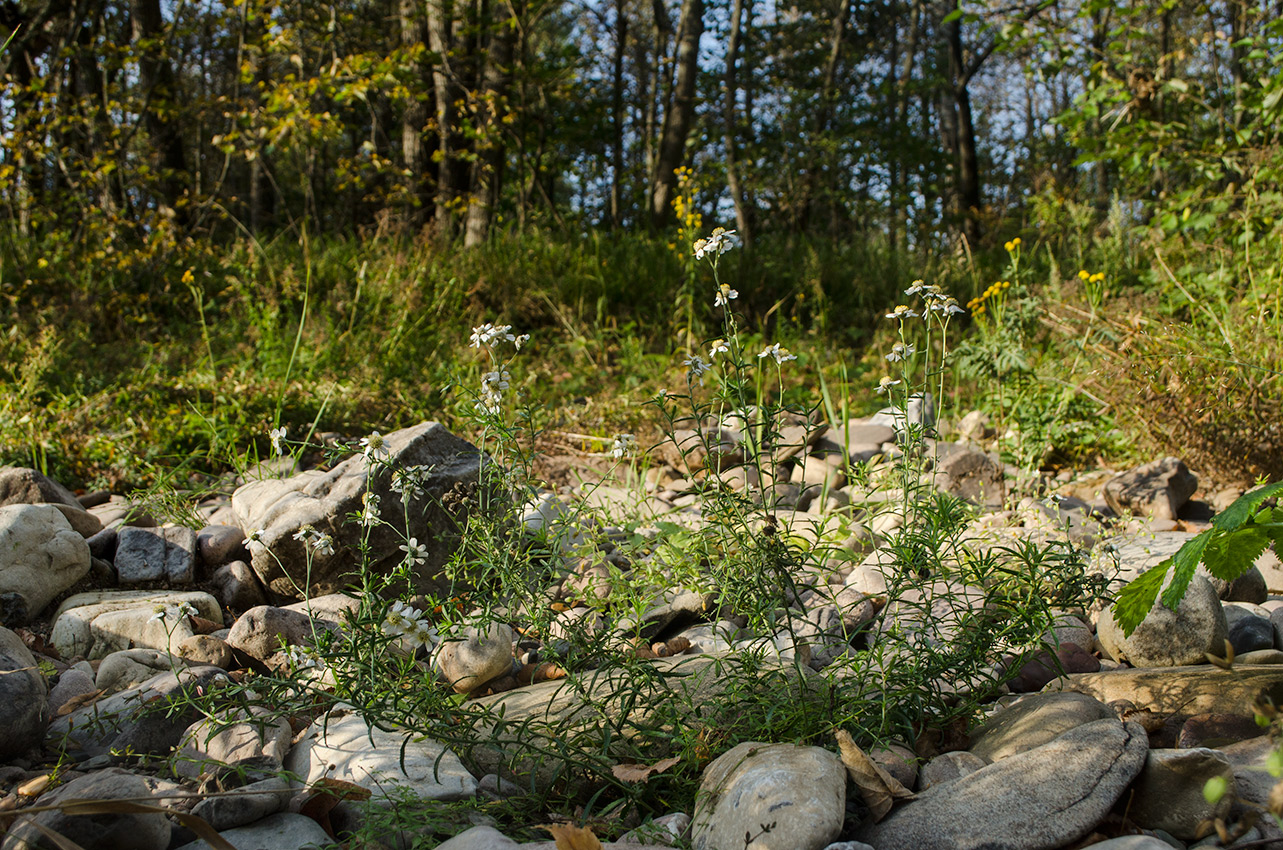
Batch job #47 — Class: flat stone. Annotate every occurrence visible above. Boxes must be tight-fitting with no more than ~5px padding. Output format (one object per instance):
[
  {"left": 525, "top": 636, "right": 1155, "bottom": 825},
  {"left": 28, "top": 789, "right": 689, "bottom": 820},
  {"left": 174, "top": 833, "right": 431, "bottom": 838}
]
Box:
[
  {"left": 50, "top": 590, "right": 222, "bottom": 660},
  {"left": 115, "top": 526, "right": 198, "bottom": 585},
  {"left": 1123, "top": 748, "right": 1234, "bottom": 839},
  {"left": 1054, "top": 665, "right": 1283, "bottom": 716},
  {"left": 857, "top": 719, "right": 1149, "bottom": 850},
  {"left": 691, "top": 742, "right": 845, "bottom": 850},
  {"left": 172, "top": 813, "right": 332, "bottom": 850},
  {"left": 173, "top": 707, "right": 291, "bottom": 778},
  {"left": 1, "top": 768, "right": 171, "bottom": 850},
  {"left": 969, "top": 692, "right": 1114, "bottom": 762}
]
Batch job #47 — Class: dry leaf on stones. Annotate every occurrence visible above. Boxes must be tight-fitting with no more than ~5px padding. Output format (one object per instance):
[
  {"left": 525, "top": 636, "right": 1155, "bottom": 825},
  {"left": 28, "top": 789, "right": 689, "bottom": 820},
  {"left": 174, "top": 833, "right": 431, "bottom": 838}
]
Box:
[
  {"left": 835, "top": 729, "right": 915, "bottom": 821},
  {"left": 542, "top": 823, "right": 604, "bottom": 850},
  {"left": 611, "top": 755, "right": 681, "bottom": 783}
]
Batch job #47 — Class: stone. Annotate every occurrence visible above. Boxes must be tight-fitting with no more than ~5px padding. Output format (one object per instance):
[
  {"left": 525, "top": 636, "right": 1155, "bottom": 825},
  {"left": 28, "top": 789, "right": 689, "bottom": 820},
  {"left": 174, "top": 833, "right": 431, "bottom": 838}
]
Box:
[
  {"left": 857, "top": 719, "right": 1149, "bottom": 850},
  {"left": 0, "top": 504, "right": 92, "bottom": 625},
  {"left": 172, "top": 813, "right": 332, "bottom": 850},
  {"left": 284, "top": 709, "right": 477, "bottom": 802},
  {"left": 87, "top": 495, "right": 157, "bottom": 529},
  {"left": 1206, "top": 566, "right": 1268, "bottom": 604},
  {"left": 231, "top": 422, "right": 483, "bottom": 599},
  {"left": 189, "top": 776, "right": 292, "bottom": 831},
  {"left": 96, "top": 648, "right": 184, "bottom": 693},
  {"left": 919, "top": 751, "right": 987, "bottom": 791},
  {"left": 209, "top": 560, "right": 268, "bottom": 612},
  {"left": 47, "top": 667, "right": 97, "bottom": 716},
  {"left": 1055, "top": 665, "right": 1283, "bottom": 716},
  {"left": 435, "top": 826, "right": 521, "bottom": 850},
  {"left": 87, "top": 527, "right": 118, "bottom": 561},
  {"left": 691, "top": 742, "right": 845, "bottom": 850},
  {"left": 50, "top": 590, "right": 222, "bottom": 660},
  {"left": 1003, "top": 643, "right": 1099, "bottom": 692},
  {"left": 933, "top": 446, "right": 1005, "bottom": 507},
  {"left": 955, "top": 410, "right": 992, "bottom": 441},
  {"left": 0, "top": 768, "right": 171, "bottom": 850},
  {"left": 1228, "top": 613, "right": 1275, "bottom": 655},
  {"left": 1178, "top": 713, "right": 1265, "bottom": 748},
  {"left": 176, "top": 634, "right": 234, "bottom": 668},
  {"left": 0, "top": 466, "right": 79, "bottom": 508},
  {"left": 114, "top": 526, "right": 198, "bottom": 585},
  {"left": 52, "top": 503, "right": 104, "bottom": 538},
  {"left": 1255, "top": 546, "right": 1283, "bottom": 594},
  {"left": 1085, "top": 839, "right": 1180, "bottom": 850},
  {"left": 968, "top": 692, "right": 1114, "bottom": 762},
  {"left": 435, "top": 621, "right": 515, "bottom": 693},
  {"left": 1122, "top": 748, "right": 1234, "bottom": 839},
  {"left": 0, "top": 626, "right": 48, "bottom": 759},
  {"left": 196, "top": 524, "right": 249, "bottom": 570},
  {"left": 173, "top": 708, "right": 292, "bottom": 778},
  {"left": 1104, "top": 457, "right": 1198, "bottom": 521},
  {"left": 225, "top": 605, "right": 329, "bottom": 661},
  {"left": 868, "top": 393, "right": 936, "bottom": 437},
  {"left": 1096, "top": 574, "right": 1227, "bottom": 667},
  {"left": 49, "top": 666, "right": 229, "bottom": 759}
]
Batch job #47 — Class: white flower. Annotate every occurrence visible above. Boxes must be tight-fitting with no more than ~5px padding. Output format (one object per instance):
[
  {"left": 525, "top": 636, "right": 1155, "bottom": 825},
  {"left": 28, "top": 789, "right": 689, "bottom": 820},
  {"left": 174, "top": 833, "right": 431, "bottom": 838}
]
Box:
[
  {"left": 309, "top": 531, "right": 335, "bottom": 557},
  {"left": 285, "top": 644, "right": 325, "bottom": 671},
  {"left": 269, "top": 426, "right": 287, "bottom": 456},
  {"left": 243, "top": 528, "right": 264, "bottom": 548},
  {"left": 885, "top": 342, "right": 917, "bottom": 363},
  {"left": 176, "top": 602, "right": 198, "bottom": 619},
  {"left": 470, "top": 323, "right": 517, "bottom": 349},
  {"left": 904, "top": 280, "right": 927, "bottom": 297},
  {"left": 382, "top": 599, "right": 435, "bottom": 649},
  {"left": 758, "top": 343, "right": 797, "bottom": 364},
  {"left": 360, "top": 492, "right": 381, "bottom": 526},
  {"left": 684, "top": 355, "right": 712, "bottom": 385},
  {"left": 709, "top": 338, "right": 729, "bottom": 358},
  {"left": 693, "top": 227, "right": 741, "bottom": 260},
  {"left": 482, "top": 369, "right": 511, "bottom": 392},
  {"left": 391, "top": 466, "right": 429, "bottom": 502},
  {"left": 611, "top": 434, "right": 637, "bottom": 459},
  {"left": 399, "top": 537, "right": 429, "bottom": 568},
  {"left": 514, "top": 334, "right": 530, "bottom": 351},
  {"left": 876, "top": 376, "right": 901, "bottom": 394},
  {"left": 713, "top": 283, "right": 738, "bottom": 308},
  {"left": 885, "top": 305, "right": 916, "bottom": 321},
  {"left": 360, "top": 430, "right": 389, "bottom": 463},
  {"left": 476, "top": 385, "right": 503, "bottom": 415},
  {"left": 148, "top": 605, "right": 169, "bottom": 623}
]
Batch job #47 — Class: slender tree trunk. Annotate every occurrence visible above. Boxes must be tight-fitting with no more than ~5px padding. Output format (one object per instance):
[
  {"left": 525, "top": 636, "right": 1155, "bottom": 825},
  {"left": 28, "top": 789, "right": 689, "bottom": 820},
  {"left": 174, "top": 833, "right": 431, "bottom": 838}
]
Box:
[
  {"left": 649, "top": 0, "right": 702, "bottom": 228},
  {"left": 723, "top": 0, "right": 751, "bottom": 243},
  {"left": 945, "top": 13, "right": 981, "bottom": 245},
  {"left": 464, "top": 1, "right": 516, "bottom": 246},
  {"left": 428, "top": 0, "right": 466, "bottom": 234},
  {"left": 400, "top": 0, "right": 432, "bottom": 229},
  {"left": 610, "top": 0, "right": 628, "bottom": 227},
  {"left": 795, "top": 0, "right": 849, "bottom": 229},
  {"left": 131, "top": 0, "right": 188, "bottom": 222}
]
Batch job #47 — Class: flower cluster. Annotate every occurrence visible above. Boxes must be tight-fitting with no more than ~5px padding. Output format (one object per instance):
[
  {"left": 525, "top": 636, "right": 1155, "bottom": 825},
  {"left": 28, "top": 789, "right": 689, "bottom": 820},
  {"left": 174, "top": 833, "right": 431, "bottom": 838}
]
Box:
[
  {"left": 269, "top": 426, "right": 287, "bottom": 456},
  {"left": 399, "top": 537, "right": 429, "bottom": 568},
  {"left": 293, "top": 525, "right": 335, "bottom": 556},
  {"left": 391, "top": 465, "right": 431, "bottom": 502},
  {"left": 360, "top": 492, "right": 381, "bottom": 527},
  {"left": 684, "top": 355, "right": 712, "bottom": 385},
  {"left": 149, "top": 601, "right": 198, "bottom": 623},
  {"left": 1003, "top": 237, "right": 1022, "bottom": 253},
  {"left": 693, "top": 227, "right": 740, "bottom": 261},
  {"left": 284, "top": 644, "right": 326, "bottom": 671},
  {"left": 382, "top": 600, "right": 437, "bottom": 649},
  {"left": 360, "top": 430, "right": 389, "bottom": 463},
  {"left": 902, "top": 281, "right": 965, "bottom": 319},
  {"left": 611, "top": 434, "right": 637, "bottom": 459},
  {"left": 470, "top": 323, "right": 516, "bottom": 349},
  {"left": 471, "top": 323, "right": 526, "bottom": 415},
  {"left": 758, "top": 343, "right": 797, "bottom": 364},
  {"left": 967, "top": 279, "right": 1012, "bottom": 318},
  {"left": 1077, "top": 269, "right": 1105, "bottom": 285}
]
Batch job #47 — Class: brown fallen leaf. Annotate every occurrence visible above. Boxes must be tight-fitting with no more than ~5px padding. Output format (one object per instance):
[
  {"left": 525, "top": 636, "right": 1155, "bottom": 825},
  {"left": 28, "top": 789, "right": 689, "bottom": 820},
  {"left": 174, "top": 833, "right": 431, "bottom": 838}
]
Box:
[
  {"left": 55, "top": 690, "right": 104, "bottom": 717},
  {"left": 294, "top": 778, "right": 373, "bottom": 838},
  {"left": 542, "top": 823, "right": 604, "bottom": 850},
  {"left": 611, "top": 755, "right": 681, "bottom": 783},
  {"left": 835, "top": 729, "right": 915, "bottom": 822}
]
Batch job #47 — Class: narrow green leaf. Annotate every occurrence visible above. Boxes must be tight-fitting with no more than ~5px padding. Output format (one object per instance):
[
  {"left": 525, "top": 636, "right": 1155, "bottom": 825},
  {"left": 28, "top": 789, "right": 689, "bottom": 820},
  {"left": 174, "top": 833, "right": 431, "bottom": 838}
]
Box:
[
  {"left": 1160, "top": 532, "right": 1214, "bottom": 612},
  {"left": 1113, "top": 562, "right": 1170, "bottom": 638}
]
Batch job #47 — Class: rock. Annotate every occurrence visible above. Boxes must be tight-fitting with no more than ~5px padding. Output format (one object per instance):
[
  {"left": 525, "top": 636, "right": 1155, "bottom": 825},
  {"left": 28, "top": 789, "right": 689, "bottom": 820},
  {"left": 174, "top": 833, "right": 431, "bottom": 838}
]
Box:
[
  {"left": 857, "top": 719, "right": 1149, "bottom": 850},
  {"left": 1055, "top": 665, "right": 1283, "bottom": 716},
  {"left": 919, "top": 751, "right": 988, "bottom": 791},
  {"left": 176, "top": 634, "right": 234, "bottom": 668},
  {"left": 1178, "top": 714, "right": 1265, "bottom": 748},
  {"left": 284, "top": 709, "right": 477, "bottom": 802},
  {"left": 88, "top": 495, "right": 157, "bottom": 529},
  {"left": 1123, "top": 748, "right": 1234, "bottom": 839},
  {"left": 209, "top": 560, "right": 268, "bottom": 612},
  {"left": 189, "top": 776, "right": 292, "bottom": 831},
  {"left": 96, "top": 648, "right": 183, "bottom": 693},
  {"left": 47, "top": 667, "right": 97, "bottom": 716},
  {"left": 933, "top": 446, "right": 1005, "bottom": 507},
  {"left": 0, "top": 626, "right": 48, "bottom": 759},
  {"left": 868, "top": 393, "right": 936, "bottom": 437},
  {"left": 172, "top": 813, "right": 333, "bottom": 850},
  {"left": 1228, "top": 613, "right": 1275, "bottom": 655},
  {"left": 50, "top": 590, "right": 222, "bottom": 660},
  {"left": 955, "top": 410, "right": 992, "bottom": 441},
  {"left": 226, "top": 605, "right": 330, "bottom": 662},
  {"left": 1004, "top": 643, "right": 1099, "bottom": 692},
  {"left": 1, "top": 768, "right": 171, "bottom": 850},
  {"left": 1084, "top": 838, "right": 1179, "bottom": 850},
  {"left": 114, "top": 526, "right": 198, "bottom": 585},
  {"left": 52, "top": 503, "right": 104, "bottom": 537},
  {"left": 435, "top": 621, "right": 515, "bottom": 693},
  {"left": 0, "top": 466, "right": 79, "bottom": 508},
  {"left": 173, "top": 708, "right": 291, "bottom": 778},
  {"left": 435, "top": 826, "right": 522, "bottom": 850},
  {"left": 49, "top": 666, "right": 229, "bottom": 759},
  {"left": 231, "top": 422, "right": 482, "bottom": 599},
  {"left": 0, "top": 504, "right": 92, "bottom": 625},
  {"left": 968, "top": 692, "right": 1114, "bottom": 762},
  {"left": 691, "top": 742, "right": 845, "bottom": 850},
  {"left": 87, "top": 527, "right": 118, "bottom": 561},
  {"left": 1096, "top": 573, "right": 1227, "bottom": 667},
  {"left": 1104, "top": 457, "right": 1198, "bottom": 521},
  {"left": 196, "top": 524, "right": 249, "bottom": 570},
  {"left": 1206, "top": 566, "right": 1268, "bottom": 604}
]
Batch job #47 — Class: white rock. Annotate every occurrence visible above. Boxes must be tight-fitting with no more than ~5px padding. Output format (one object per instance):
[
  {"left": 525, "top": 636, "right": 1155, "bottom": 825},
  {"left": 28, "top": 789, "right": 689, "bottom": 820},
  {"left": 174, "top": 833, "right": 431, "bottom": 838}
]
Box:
[
  {"left": 50, "top": 590, "right": 222, "bottom": 660},
  {"left": 0, "top": 504, "right": 92, "bottom": 623}
]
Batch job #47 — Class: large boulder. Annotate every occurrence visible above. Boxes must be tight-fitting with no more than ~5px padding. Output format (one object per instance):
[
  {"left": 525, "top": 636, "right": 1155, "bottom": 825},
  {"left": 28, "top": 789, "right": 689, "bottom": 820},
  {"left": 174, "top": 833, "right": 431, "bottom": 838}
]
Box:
[
  {"left": 1, "top": 769, "right": 171, "bottom": 850},
  {"left": 1104, "top": 457, "right": 1198, "bottom": 521},
  {"left": 0, "top": 626, "right": 48, "bottom": 759},
  {"left": 0, "top": 466, "right": 80, "bottom": 508},
  {"left": 0, "top": 504, "right": 92, "bottom": 625},
  {"left": 1096, "top": 573, "right": 1227, "bottom": 668},
  {"left": 231, "top": 422, "right": 482, "bottom": 599}
]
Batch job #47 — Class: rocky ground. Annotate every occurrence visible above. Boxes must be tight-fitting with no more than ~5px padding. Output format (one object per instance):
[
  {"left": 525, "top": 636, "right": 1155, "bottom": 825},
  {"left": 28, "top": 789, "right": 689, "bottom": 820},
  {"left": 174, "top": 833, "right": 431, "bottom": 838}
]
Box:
[{"left": 0, "top": 406, "right": 1280, "bottom": 850}]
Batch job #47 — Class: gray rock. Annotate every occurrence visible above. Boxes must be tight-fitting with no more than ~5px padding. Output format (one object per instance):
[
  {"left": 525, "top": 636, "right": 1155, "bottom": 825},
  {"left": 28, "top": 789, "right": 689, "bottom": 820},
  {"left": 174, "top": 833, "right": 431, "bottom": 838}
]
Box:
[
  {"left": 96, "top": 647, "right": 184, "bottom": 693},
  {"left": 933, "top": 446, "right": 1005, "bottom": 507},
  {"left": 48, "top": 667, "right": 97, "bottom": 716},
  {"left": 173, "top": 707, "right": 291, "bottom": 778},
  {"left": 1228, "top": 614, "right": 1275, "bottom": 655},
  {"left": 1104, "top": 457, "right": 1198, "bottom": 521},
  {"left": 176, "top": 634, "right": 234, "bottom": 668},
  {"left": 115, "top": 526, "right": 198, "bottom": 585},
  {"left": 435, "top": 621, "right": 514, "bottom": 693},
  {"left": 172, "top": 813, "right": 332, "bottom": 850},
  {"left": 1054, "top": 665, "right": 1283, "bottom": 716},
  {"left": 857, "top": 719, "right": 1149, "bottom": 850},
  {"left": 197, "top": 524, "right": 249, "bottom": 570},
  {"left": 87, "top": 495, "right": 157, "bottom": 529},
  {"left": 919, "top": 751, "right": 988, "bottom": 790},
  {"left": 52, "top": 502, "right": 104, "bottom": 538},
  {"left": 50, "top": 590, "right": 222, "bottom": 660},
  {"left": 87, "top": 527, "right": 118, "bottom": 561},
  {"left": 435, "top": 826, "right": 521, "bottom": 849},
  {"left": 209, "top": 560, "right": 268, "bottom": 612},
  {"left": 1, "top": 768, "right": 171, "bottom": 850},
  {"left": 1096, "top": 573, "right": 1227, "bottom": 667},
  {"left": 968, "top": 692, "right": 1114, "bottom": 762},
  {"left": 692, "top": 742, "right": 845, "bottom": 850},
  {"left": 0, "top": 626, "right": 48, "bottom": 759},
  {"left": 0, "top": 466, "right": 79, "bottom": 508},
  {"left": 868, "top": 393, "right": 936, "bottom": 437},
  {"left": 189, "top": 776, "right": 291, "bottom": 831},
  {"left": 231, "top": 421, "right": 482, "bottom": 599},
  {"left": 1085, "top": 838, "right": 1181, "bottom": 850},
  {"left": 284, "top": 709, "right": 477, "bottom": 802},
  {"left": 226, "top": 604, "right": 328, "bottom": 661},
  {"left": 1124, "top": 748, "right": 1235, "bottom": 839},
  {"left": 1205, "top": 565, "right": 1268, "bottom": 604},
  {"left": 0, "top": 504, "right": 92, "bottom": 625}
]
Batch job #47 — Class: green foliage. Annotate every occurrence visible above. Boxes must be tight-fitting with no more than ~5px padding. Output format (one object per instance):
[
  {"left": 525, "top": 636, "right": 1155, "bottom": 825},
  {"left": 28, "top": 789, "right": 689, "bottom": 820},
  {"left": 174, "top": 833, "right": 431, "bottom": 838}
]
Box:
[{"left": 1112, "top": 481, "right": 1283, "bottom": 637}]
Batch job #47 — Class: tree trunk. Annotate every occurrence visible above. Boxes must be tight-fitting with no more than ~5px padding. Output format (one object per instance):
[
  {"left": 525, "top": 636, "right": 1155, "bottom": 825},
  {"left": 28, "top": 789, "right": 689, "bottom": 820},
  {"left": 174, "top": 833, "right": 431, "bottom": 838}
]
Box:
[
  {"left": 649, "top": 0, "right": 702, "bottom": 228},
  {"left": 428, "top": 0, "right": 467, "bottom": 234},
  {"left": 945, "top": 12, "right": 981, "bottom": 245},
  {"left": 130, "top": 0, "right": 188, "bottom": 222},
  {"left": 723, "top": 0, "right": 751, "bottom": 243},
  {"left": 610, "top": 0, "right": 628, "bottom": 227},
  {"left": 464, "top": 1, "right": 516, "bottom": 246},
  {"left": 400, "top": 0, "right": 432, "bottom": 229}
]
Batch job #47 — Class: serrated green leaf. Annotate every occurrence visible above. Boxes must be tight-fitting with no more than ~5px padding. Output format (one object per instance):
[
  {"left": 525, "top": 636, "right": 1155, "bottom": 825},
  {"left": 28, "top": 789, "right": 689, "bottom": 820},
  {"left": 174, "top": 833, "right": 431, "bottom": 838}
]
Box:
[
  {"left": 1211, "top": 481, "right": 1283, "bottom": 532},
  {"left": 1160, "top": 532, "right": 1214, "bottom": 613},
  {"left": 1202, "top": 525, "right": 1273, "bottom": 580},
  {"left": 1112, "top": 561, "right": 1170, "bottom": 638}
]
